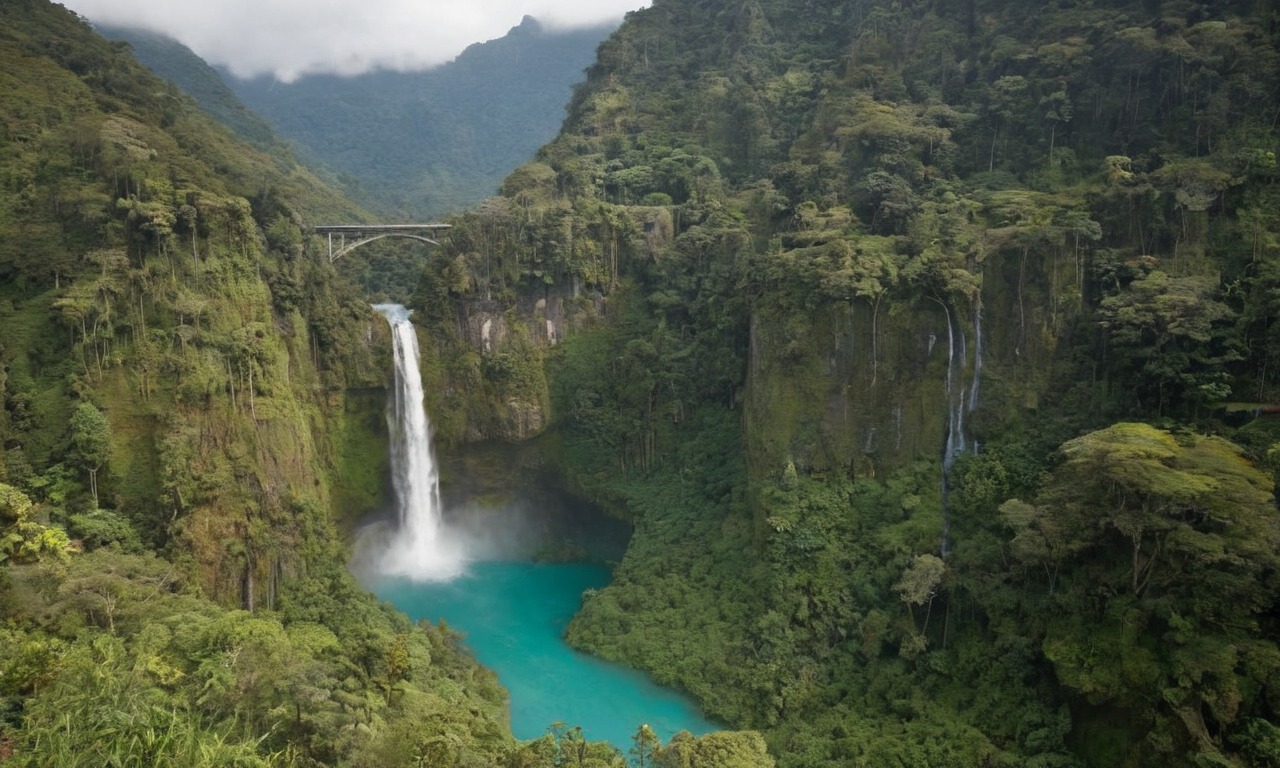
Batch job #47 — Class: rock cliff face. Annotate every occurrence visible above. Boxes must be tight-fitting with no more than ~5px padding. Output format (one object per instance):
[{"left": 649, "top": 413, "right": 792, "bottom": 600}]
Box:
[
  {"left": 420, "top": 278, "right": 604, "bottom": 445},
  {"left": 420, "top": 0, "right": 1280, "bottom": 764},
  {"left": 746, "top": 300, "right": 957, "bottom": 479},
  {"left": 745, "top": 238, "right": 1073, "bottom": 484}
]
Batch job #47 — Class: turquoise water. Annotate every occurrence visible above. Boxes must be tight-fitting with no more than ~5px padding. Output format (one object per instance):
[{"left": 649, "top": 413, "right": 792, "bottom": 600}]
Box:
[{"left": 374, "top": 561, "right": 718, "bottom": 749}]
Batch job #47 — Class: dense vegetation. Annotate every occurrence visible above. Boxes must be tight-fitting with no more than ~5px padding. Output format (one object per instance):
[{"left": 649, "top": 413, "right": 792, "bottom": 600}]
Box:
[
  {"left": 404, "top": 0, "right": 1280, "bottom": 765},
  {"left": 7, "top": 0, "right": 1280, "bottom": 764},
  {"left": 0, "top": 3, "right": 718, "bottom": 765},
  {"left": 91, "top": 24, "right": 288, "bottom": 155}
]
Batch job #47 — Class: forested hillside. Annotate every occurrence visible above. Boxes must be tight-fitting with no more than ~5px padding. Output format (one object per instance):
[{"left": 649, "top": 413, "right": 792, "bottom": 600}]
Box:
[
  {"left": 0, "top": 3, "right": 641, "bottom": 765},
  {"left": 91, "top": 24, "right": 288, "bottom": 154},
  {"left": 408, "top": 0, "right": 1280, "bottom": 765},
  {"left": 136, "top": 16, "right": 614, "bottom": 219},
  {"left": 7, "top": 0, "right": 1280, "bottom": 764}
]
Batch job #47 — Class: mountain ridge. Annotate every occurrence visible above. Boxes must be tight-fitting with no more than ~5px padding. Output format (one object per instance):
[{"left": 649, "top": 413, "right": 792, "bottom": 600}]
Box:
[{"left": 97, "top": 16, "right": 617, "bottom": 218}]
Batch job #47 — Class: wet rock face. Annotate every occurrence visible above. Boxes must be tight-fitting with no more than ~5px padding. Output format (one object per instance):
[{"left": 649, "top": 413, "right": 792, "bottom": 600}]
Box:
[
  {"left": 442, "top": 281, "right": 602, "bottom": 445},
  {"left": 465, "top": 311, "right": 508, "bottom": 353},
  {"left": 499, "top": 396, "right": 546, "bottom": 441},
  {"left": 745, "top": 299, "right": 959, "bottom": 482},
  {"left": 458, "top": 279, "right": 584, "bottom": 352}
]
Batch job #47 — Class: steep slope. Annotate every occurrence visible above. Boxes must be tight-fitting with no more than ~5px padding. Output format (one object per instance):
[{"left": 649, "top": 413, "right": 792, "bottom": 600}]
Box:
[
  {"left": 0, "top": 0, "right": 375, "bottom": 598},
  {"left": 219, "top": 16, "right": 613, "bottom": 218},
  {"left": 90, "top": 23, "right": 286, "bottom": 154},
  {"left": 0, "top": 6, "right": 767, "bottom": 765},
  {"left": 409, "top": 0, "right": 1280, "bottom": 765},
  {"left": 0, "top": 3, "right": 523, "bottom": 764}
]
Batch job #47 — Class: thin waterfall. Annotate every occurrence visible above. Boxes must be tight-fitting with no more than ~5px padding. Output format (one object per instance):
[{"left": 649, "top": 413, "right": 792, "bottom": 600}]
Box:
[
  {"left": 938, "top": 296, "right": 982, "bottom": 560},
  {"left": 968, "top": 297, "right": 984, "bottom": 416},
  {"left": 939, "top": 303, "right": 960, "bottom": 559},
  {"left": 373, "top": 303, "right": 464, "bottom": 581},
  {"left": 942, "top": 302, "right": 968, "bottom": 471}
]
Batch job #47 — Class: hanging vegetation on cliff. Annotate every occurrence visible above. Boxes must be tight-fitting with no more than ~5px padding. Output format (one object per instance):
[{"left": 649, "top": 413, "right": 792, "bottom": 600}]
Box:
[{"left": 417, "top": 0, "right": 1280, "bottom": 765}]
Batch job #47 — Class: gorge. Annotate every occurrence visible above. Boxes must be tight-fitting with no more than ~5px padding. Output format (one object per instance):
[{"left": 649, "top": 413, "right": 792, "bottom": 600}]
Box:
[
  {"left": 1, "top": 0, "right": 1279, "bottom": 766},
  {"left": 363, "top": 304, "right": 717, "bottom": 750},
  {"left": 376, "top": 563, "right": 719, "bottom": 750}
]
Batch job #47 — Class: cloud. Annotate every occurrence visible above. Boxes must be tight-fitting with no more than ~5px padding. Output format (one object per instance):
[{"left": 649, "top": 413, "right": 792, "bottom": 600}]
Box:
[{"left": 61, "top": 0, "right": 646, "bottom": 81}]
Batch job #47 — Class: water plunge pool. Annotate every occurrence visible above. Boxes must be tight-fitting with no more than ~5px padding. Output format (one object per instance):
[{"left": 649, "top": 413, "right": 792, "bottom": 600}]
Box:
[
  {"left": 367, "top": 303, "right": 715, "bottom": 751},
  {"left": 374, "top": 560, "right": 717, "bottom": 751}
]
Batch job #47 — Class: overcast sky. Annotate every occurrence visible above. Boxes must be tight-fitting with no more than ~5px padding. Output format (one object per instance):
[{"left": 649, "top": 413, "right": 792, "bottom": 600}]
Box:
[{"left": 60, "top": 0, "right": 648, "bottom": 82}]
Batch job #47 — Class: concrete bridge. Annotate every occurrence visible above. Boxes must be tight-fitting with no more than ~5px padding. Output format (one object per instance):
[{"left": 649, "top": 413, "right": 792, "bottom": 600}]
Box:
[{"left": 314, "top": 224, "right": 452, "bottom": 262}]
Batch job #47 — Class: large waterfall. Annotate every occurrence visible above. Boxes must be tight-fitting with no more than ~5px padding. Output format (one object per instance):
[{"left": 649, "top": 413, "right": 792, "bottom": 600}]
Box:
[{"left": 373, "top": 304, "right": 465, "bottom": 580}]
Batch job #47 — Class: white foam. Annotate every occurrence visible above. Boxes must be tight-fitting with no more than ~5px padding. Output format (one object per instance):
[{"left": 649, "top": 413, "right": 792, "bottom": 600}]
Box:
[{"left": 371, "top": 303, "right": 466, "bottom": 581}]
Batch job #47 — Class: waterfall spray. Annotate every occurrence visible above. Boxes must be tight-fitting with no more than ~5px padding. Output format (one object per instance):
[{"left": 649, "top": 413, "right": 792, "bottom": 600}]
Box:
[{"left": 373, "top": 304, "right": 464, "bottom": 581}]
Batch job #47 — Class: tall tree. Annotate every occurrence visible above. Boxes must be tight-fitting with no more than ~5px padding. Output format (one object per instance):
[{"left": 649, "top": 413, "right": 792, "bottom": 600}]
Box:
[
  {"left": 70, "top": 402, "right": 111, "bottom": 509},
  {"left": 1012, "top": 424, "right": 1280, "bottom": 762}
]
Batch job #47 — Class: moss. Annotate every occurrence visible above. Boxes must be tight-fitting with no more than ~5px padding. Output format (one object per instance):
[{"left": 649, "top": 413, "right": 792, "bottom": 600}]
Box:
[
  {"left": 326, "top": 389, "right": 389, "bottom": 532},
  {"left": 96, "top": 369, "right": 165, "bottom": 538},
  {"left": 0, "top": 289, "right": 75, "bottom": 474},
  {"left": 745, "top": 297, "right": 954, "bottom": 492}
]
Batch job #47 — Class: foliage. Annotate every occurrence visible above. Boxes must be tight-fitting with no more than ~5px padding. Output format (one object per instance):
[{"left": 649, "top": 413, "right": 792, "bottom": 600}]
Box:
[
  {"left": 6, "top": 0, "right": 1280, "bottom": 766},
  {"left": 69, "top": 402, "right": 110, "bottom": 508},
  {"left": 422, "top": 0, "right": 1280, "bottom": 766},
  {"left": 0, "top": 3, "right": 552, "bottom": 765},
  {"left": 0, "top": 483, "right": 71, "bottom": 564},
  {"left": 0, "top": 550, "right": 532, "bottom": 766},
  {"left": 1008, "top": 424, "right": 1280, "bottom": 765}
]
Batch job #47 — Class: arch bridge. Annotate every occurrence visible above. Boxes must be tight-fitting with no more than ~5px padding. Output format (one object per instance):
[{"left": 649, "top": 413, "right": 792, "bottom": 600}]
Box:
[{"left": 314, "top": 224, "right": 452, "bottom": 262}]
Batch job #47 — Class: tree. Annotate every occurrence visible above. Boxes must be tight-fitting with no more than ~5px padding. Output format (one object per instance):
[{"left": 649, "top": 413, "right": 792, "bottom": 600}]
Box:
[
  {"left": 70, "top": 402, "right": 111, "bottom": 508},
  {"left": 894, "top": 554, "right": 946, "bottom": 636},
  {"left": 1046, "top": 423, "right": 1277, "bottom": 599},
  {"left": 1024, "top": 424, "right": 1280, "bottom": 759},
  {"left": 654, "top": 730, "right": 774, "bottom": 768},
  {"left": 378, "top": 633, "right": 412, "bottom": 704},
  {"left": 998, "top": 499, "right": 1079, "bottom": 594},
  {"left": 1099, "top": 271, "right": 1239, "bottom": 414},
  {"left": 546, "top": 722, "right": 626, "bottom": 767},
  {"left": 631, "top": 724, "right": 660, "bottom": 768}
]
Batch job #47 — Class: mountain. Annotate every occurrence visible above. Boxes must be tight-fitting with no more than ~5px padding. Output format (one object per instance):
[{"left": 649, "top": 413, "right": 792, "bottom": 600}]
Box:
[
  {"left": 12, "top": 0, "right": 1280, "bottom": 764},
  {"left": 399, "top": 0, "right": 1280, "bottom": 765},
  {"left": 90, "top": 23, "right": 285, "bottom": 154},
  {"left": 99, "top": 17, "right": 615, "bottom": 219}
]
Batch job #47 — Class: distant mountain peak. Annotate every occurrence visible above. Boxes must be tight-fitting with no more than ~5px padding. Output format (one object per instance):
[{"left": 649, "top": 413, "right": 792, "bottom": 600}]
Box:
[{"left": 103, "top": 15, "right": 615, "bottom": 218}]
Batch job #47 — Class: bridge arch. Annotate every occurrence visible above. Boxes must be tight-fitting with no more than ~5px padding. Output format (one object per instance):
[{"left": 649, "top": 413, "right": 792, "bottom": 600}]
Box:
[{"left": 314, "top": 224, "right": 451, "bottom": 263}]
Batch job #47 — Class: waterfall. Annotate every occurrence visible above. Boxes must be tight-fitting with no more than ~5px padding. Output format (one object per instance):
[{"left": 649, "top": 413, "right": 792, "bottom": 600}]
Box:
[
  {"left": 938, "top": 296, "right": 983, "bottom": 560},
  {"left": 968, "top": 297, "right": 984, "bottom": 417},
  {"left": 940, "top": 302, "right": 968, "bottom": 472},
  {"left": 373, "top": 303, "right": 464, "bottom": 581}
]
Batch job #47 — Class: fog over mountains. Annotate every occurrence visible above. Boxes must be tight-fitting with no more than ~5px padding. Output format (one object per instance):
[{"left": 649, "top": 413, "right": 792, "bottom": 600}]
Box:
[{"left": 99, "top": 16, "right": 614, "bottom": 217}]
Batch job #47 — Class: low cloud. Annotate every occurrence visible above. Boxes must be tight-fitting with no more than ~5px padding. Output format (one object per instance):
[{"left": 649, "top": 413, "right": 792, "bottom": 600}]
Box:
[{"left": 62, "top": 0, "right": 646, "bottom": 81}]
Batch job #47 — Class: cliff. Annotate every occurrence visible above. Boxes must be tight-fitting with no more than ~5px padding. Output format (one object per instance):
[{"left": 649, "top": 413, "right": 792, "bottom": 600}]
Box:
[
  {"left": 0, "top": 4, "right": 541, "bottom": 764},
  {"left": 418, "top": 0, "right": 1280, "bottom": 765}
]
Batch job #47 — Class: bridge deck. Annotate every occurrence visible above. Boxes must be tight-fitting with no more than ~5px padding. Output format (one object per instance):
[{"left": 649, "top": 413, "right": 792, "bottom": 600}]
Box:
[{"left": 315, "top": 224, "right": 451, "bottom": 234}]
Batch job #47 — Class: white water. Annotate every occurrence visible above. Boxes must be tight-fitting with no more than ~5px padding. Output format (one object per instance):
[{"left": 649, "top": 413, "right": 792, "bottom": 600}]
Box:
[
  {"left": 372, "top": 303, "right": 465, "bottom": 581},
  {"left": 968, "top": 297, "right": 984, "bottom": 415},
  {"left": 941, "top": 301, "right": 968, "bottom": 472},
  {"left": 938, "top": 296, "right": 984, "bottom": 560}
]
